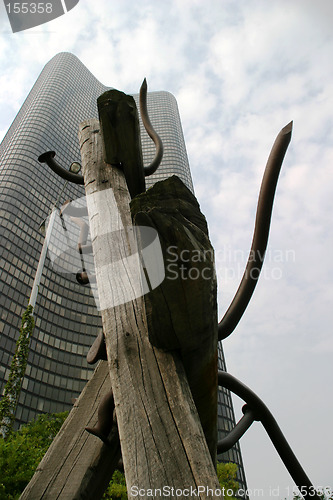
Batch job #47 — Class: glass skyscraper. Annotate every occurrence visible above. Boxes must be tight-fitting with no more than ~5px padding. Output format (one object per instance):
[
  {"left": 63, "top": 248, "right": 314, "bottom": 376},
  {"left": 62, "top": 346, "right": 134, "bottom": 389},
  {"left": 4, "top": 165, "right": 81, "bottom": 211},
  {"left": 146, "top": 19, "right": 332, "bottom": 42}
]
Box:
[{"left": 0, "top": 52, "right": 247, "bottom": 491}]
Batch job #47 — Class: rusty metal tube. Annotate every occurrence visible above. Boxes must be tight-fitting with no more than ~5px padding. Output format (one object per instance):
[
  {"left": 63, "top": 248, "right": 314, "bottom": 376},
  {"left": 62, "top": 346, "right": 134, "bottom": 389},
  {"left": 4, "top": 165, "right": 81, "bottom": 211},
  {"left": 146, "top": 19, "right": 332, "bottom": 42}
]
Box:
[
  {"left": 38, "top": 151, "right": 84, "bottom": 185},
  {"left": 139, "top": 78, "right": 164, "bottom": 176},
  {"left": 217, "top": 404, "right": 257, "bottom": 453},
  {"left": 218, "top": 371, "right": 321, "bottom": 500},
  {"left": 218, "top": 122, "right": 293, "bottom": 340}
]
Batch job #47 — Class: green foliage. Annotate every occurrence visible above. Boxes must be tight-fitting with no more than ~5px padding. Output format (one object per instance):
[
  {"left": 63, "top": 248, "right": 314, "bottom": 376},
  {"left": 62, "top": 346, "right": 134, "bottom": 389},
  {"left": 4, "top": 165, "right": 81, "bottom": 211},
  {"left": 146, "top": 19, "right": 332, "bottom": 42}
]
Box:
[
  {"left": 0, "top": 411, "right": 240, "bottom": 500},
  {"left": 217, "top": 462, "right": 239, "bottom": 499},
  {"left": 0, "top": 412, "right": 68, "bottom": 500},
  {"left": 0, "top": 304, "right": 35, "bottom": 438},
  {"left": 103, "top": 470, "right": 127, "bottom": 499},
  {"left": 102, "top": 462, "right": 240, "bottom": 499}
]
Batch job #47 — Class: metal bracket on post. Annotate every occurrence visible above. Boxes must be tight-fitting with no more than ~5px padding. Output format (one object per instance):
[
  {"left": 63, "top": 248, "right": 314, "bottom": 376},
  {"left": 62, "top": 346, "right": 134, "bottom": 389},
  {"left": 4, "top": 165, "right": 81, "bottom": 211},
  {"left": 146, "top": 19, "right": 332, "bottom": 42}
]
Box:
[{"left": 217, "top": 371, "right": 322, "bottom": 500}]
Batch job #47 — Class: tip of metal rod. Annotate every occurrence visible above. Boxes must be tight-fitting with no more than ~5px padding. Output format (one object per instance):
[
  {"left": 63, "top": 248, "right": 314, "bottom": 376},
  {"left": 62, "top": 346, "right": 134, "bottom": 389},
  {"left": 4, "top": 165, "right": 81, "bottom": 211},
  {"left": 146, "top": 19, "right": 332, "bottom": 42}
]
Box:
[
  {"left": 141, "top": 78, "right": 147, "bottom": 93},
  {"left": 38, "top": 150, "right": 55, "bottom": 163},
  {"left": 282, "top": 121, "right": 293, "bottom": 135}
]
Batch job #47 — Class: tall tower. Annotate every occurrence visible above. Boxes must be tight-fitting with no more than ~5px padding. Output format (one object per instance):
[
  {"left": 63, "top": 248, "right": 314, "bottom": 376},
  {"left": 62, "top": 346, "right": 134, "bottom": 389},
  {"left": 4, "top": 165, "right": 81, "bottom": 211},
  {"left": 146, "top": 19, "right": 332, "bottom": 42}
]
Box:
[{"left": 0, "top": 52, "right": 247, "bottom": 490}]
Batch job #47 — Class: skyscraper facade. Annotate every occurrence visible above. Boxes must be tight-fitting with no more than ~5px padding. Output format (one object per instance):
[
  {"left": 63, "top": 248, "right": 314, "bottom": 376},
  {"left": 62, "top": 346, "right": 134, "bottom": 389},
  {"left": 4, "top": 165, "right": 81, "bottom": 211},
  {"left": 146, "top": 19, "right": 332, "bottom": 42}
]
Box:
[{"left": 0, "top": 52, "right": 247, "bottom": 490}]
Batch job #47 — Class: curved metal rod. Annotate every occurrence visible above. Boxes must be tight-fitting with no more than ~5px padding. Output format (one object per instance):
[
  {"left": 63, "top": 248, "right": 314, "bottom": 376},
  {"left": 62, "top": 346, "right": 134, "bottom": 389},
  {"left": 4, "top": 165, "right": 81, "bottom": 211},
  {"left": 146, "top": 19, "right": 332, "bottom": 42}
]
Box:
[
  {"left": 85, "top": 390, "right": 115, "bottom": 444},
  {"left": 139, "top": 78, "right": 164, "bottom": 176},
  {"left": 218, "top": 371, "right": 321, "bottom": 500},
  {"left": 38, "top": 151, "right": 84, "bottom": 185},
  {"left": 218, "top": 121, "right": 293, "bottom": 340},
  {"left": 217, "top": 404, "right": 257, "bottom": 453}
]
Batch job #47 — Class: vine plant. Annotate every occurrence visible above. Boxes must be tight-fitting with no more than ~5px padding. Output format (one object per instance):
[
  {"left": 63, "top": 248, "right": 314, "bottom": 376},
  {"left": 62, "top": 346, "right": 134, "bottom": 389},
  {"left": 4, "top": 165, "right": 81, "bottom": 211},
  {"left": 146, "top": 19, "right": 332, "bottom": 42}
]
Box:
[{"left": 0, "top": 304, "right": 35, "bottom": 439}]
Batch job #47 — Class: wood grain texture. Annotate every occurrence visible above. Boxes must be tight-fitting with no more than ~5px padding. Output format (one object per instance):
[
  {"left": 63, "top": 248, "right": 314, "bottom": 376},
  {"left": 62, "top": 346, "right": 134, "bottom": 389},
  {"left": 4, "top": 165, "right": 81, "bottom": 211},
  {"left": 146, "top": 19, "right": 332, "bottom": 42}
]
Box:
[
  {"left": 20, "top": 361, "right": 121, "bottom": 499},
  {"left": 131, "top": 176, "right": 218, "bottom": 464},
  {"left": 79, "top": 118, "right": 221, "bottom": 499},
  {"left": 97, "top": 90, "right": 145, "bottom": 198}
]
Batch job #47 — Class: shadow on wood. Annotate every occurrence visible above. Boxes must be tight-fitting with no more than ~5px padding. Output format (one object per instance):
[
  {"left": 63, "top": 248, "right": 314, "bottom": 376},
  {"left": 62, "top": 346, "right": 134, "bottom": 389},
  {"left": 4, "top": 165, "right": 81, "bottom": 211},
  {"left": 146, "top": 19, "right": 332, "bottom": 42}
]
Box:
[{"left": 131, "top": 175, "right": 218, "bottom": 464}]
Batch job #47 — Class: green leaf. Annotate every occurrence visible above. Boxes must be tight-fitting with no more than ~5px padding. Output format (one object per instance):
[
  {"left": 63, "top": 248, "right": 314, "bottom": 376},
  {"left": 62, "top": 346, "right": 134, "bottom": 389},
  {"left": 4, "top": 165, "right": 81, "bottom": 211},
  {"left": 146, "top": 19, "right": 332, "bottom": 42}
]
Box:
[{"left": 0, "top": 411, "right": 68, "bottom": 499}]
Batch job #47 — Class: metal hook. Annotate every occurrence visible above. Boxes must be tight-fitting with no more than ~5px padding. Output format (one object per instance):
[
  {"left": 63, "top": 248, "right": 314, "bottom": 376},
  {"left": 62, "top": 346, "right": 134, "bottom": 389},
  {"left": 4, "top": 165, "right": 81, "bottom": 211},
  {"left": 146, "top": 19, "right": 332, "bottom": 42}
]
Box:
[
  {"left": 139, "top": 78, "right": 164, "bottom": 176},
  {"left": 217, "top": 371, "right": 321, "bottom": 500},
  {"left": 38, "top": 151, "right": 84, "bottom": 185},
  {"left": 39, "top": 80, "right": 163, "bottom": 189}
]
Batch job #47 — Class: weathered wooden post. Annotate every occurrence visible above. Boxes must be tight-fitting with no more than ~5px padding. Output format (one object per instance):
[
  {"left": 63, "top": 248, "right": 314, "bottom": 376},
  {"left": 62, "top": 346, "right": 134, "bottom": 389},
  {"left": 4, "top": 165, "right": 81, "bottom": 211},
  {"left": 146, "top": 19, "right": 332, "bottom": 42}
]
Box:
[
  {"left": 21, "top": 87, "right": 222, "bottom": 499},
  {"left": 79, "top": 87, "right": 221, "bottom": 495},
  {"left": 20, "top": 361, "right": 120, "bottom": 499}
]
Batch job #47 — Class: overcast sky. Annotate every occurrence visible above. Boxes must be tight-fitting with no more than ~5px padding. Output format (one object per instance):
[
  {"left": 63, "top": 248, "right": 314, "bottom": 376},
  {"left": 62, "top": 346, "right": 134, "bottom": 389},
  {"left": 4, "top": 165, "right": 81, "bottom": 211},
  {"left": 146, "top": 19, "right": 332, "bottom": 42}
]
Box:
[{"left": 0, "top": 1, "right": 332, "bottom": 498}]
